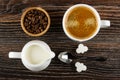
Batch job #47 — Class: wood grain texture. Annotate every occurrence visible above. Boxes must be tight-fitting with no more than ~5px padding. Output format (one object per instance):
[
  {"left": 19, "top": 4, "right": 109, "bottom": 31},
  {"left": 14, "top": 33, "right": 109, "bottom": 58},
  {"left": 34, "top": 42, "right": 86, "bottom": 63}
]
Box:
[{"left": 0, "top": 0, "right": 120, "bottom": 80}]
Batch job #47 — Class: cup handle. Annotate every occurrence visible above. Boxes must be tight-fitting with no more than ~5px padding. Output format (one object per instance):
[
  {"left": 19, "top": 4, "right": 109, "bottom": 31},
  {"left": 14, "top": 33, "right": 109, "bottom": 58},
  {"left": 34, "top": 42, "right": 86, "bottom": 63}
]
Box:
[
  {"left": 100, "top": 20, "right": 110, "bottom": 28},
  {"left": 8, "top": 52, "right": 21, "bottom": 59}
]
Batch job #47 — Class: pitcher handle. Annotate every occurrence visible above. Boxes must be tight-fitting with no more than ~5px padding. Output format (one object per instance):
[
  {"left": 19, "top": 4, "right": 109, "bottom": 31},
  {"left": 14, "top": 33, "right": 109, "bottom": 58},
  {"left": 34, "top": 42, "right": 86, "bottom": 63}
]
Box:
[{"left": 9, "top": 52, "right": 21, "bottom": 59}]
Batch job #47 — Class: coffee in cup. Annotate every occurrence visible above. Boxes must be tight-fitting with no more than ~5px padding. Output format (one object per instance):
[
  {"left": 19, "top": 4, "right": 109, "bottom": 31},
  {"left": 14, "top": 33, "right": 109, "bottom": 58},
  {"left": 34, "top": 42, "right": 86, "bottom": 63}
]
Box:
[{"left": 63, "top": 4, "right": 110, "bottom": 42}]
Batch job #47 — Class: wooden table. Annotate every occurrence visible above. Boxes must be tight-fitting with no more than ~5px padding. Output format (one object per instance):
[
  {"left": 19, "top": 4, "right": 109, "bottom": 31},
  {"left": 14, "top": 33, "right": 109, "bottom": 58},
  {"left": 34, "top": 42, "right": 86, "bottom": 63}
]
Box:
[{"left": 0, "top": 0, "right": 120, "bottom": 80}]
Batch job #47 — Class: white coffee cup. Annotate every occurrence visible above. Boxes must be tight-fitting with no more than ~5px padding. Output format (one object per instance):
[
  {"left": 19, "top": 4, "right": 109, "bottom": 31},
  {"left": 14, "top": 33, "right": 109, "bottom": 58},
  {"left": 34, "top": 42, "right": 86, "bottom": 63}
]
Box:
[
  {"left": 62, "top": 4, "right": 110, "bottom": 42},
  {"left": 8, "top": 40, "right": 55, "bottom": 72}
]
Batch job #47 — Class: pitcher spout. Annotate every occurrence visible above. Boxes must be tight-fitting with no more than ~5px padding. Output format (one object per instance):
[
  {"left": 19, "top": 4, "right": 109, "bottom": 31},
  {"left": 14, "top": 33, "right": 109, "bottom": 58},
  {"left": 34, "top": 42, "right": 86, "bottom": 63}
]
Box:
[
  {"left": 45, "top": 51, "right": 55, "bottom": 61},
  {"left": 50, "top": 51, "right": 55, "bottom": 59}
]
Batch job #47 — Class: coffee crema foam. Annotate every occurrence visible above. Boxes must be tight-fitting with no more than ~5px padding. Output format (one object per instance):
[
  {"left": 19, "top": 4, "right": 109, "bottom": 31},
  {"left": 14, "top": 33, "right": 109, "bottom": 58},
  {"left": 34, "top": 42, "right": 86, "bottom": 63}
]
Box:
[{"left": 65, "top": 6, "right": 98, "bottom": 39}]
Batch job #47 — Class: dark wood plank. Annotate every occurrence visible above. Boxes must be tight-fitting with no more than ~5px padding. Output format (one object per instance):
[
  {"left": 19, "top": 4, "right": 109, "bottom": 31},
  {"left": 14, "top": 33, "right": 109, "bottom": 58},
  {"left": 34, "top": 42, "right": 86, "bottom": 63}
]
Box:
[{"left": 0, "top": 0, "right": 120, "bottom": 80}]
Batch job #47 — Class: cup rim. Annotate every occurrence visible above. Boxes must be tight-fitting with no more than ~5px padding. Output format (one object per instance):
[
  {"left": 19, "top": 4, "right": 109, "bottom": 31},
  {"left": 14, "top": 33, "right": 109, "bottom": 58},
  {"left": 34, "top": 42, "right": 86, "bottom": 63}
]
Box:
[
  {"left": 62, "top": 4, "right": 101, "bottom": 42},
  {"left": 21, "top": 40, "right": 52, "bottom": 67},
  {"left": 21, "top": 7, "right": 50, "bottom": 37}
]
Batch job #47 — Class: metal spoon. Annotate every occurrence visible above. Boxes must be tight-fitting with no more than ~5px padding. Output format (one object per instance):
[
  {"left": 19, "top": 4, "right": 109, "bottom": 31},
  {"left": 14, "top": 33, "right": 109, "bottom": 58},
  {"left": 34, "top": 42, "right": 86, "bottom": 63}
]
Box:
[
  {"left": 58, "top": 51, "right": 72, "bottom": 64},
  {"left": 58, "top": 51, "right": 107, "bottom": 64}
]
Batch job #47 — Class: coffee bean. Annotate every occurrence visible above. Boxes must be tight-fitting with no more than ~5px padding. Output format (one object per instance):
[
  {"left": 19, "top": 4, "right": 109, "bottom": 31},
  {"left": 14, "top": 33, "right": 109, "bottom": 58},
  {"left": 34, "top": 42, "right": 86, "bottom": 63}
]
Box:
[
  {"left": 23, "top": 9, "right": 48, "bottom": 34},
  {"left": 44, "top": 16, "right": 48, "bottom": 21}
]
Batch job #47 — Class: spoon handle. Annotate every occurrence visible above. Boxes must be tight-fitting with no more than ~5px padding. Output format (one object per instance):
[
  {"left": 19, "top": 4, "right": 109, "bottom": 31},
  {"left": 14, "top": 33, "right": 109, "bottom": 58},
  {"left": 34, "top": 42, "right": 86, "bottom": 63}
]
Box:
[{"left": 81, "top": 56, "right": 107, "bottom": 62}]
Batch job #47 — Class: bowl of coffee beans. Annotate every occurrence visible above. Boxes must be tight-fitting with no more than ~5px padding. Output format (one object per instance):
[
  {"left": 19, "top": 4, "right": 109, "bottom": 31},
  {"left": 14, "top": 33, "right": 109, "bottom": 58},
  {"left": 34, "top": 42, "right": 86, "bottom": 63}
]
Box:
[{"left": 21, "top": 7, "right": 50, "bottom": 36}]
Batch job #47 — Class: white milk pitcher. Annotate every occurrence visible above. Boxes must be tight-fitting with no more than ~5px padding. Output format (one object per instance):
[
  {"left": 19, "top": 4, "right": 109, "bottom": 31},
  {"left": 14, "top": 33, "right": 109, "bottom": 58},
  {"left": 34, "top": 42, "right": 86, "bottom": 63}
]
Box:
[{"left": 8, "top": 40, "right": 55, "bottom": 72}]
